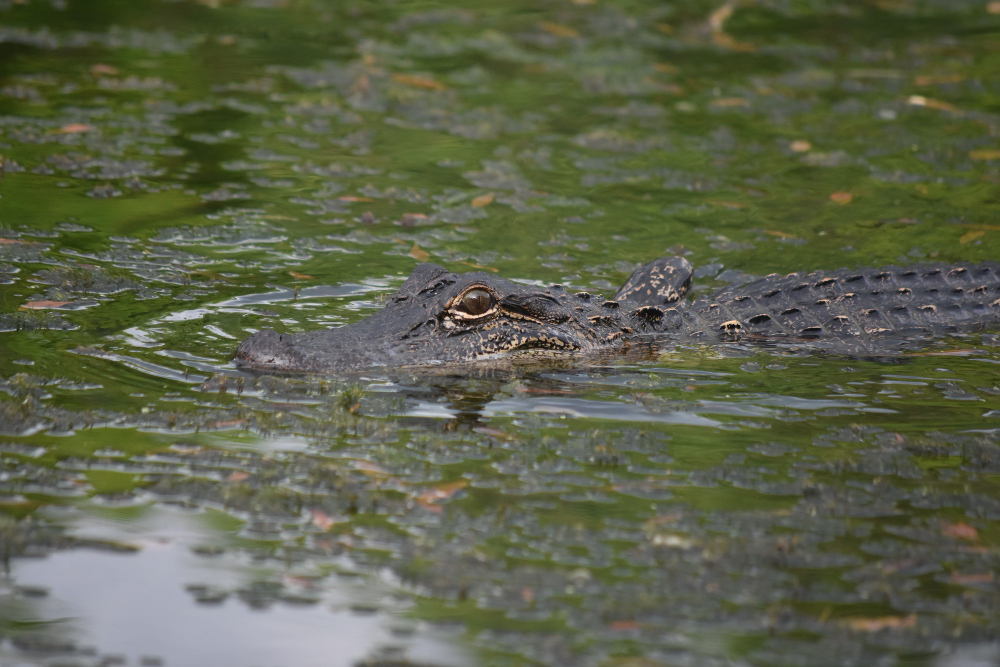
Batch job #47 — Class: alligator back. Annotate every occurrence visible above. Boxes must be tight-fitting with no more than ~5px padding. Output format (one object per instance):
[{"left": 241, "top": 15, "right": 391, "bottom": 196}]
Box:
[{"left": 660, "top": 263, "right": 1000, "bottom": 349}]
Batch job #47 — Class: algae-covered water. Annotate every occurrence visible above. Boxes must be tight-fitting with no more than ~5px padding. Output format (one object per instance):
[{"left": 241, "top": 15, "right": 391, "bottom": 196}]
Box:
[{"left": 1, "top": 1, "right": 999, "bottom": 665}]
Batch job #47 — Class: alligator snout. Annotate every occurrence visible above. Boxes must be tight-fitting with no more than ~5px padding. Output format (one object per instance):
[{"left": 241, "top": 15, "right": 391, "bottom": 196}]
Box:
[{"left": 234, "top": 329, "right": 306, "bottom": 371}]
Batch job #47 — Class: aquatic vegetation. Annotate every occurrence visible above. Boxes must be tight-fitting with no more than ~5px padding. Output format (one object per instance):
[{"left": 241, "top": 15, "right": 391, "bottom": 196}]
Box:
[{"left": 0, "top": 0, "right": 999, "bottom": 665}]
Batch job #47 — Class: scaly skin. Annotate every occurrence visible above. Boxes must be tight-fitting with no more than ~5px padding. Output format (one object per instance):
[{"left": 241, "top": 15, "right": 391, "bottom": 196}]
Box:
[{"left": 234, "top": 258, "right": 1000, "bottom": 372}]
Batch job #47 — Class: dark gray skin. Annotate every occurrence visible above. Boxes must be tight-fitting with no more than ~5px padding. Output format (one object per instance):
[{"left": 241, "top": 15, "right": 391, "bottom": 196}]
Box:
[{"left": 235, "top": 257, "right": 1000, "bottom": 373}]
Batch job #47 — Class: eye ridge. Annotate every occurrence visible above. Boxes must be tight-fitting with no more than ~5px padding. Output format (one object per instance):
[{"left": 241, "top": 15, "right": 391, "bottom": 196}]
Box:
[{"left": 459, "top": 287, "right": 495, "bottom": 316}]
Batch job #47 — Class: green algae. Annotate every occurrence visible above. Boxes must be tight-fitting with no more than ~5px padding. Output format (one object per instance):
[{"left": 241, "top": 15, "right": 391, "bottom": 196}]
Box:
[{"left": 0, "top": 0, "right": 999, "bottom": 665}]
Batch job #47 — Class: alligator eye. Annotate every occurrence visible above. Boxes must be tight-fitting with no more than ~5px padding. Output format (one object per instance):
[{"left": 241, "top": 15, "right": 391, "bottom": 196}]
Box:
[{"left": 461, "top": 288, "right": 494, "bottom": 315}]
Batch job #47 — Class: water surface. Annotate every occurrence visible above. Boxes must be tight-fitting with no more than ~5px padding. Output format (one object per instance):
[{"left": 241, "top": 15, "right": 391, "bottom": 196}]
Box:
[{"left": 1, "top": 0, "right": 999, "bottom": 665}]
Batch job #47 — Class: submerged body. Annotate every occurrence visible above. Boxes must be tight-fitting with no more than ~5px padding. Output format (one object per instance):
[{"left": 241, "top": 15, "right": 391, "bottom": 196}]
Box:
[{"left": 235, "top": 257, "right": 1000, "bottom": 372}]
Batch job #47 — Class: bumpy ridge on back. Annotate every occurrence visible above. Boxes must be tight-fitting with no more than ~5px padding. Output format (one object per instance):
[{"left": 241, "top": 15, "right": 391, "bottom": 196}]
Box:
[{"left": 661, "top": 263, "right": 1000, "bottom": 351}]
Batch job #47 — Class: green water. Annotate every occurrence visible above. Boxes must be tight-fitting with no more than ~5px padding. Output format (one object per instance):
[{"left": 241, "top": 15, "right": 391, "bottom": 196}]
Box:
[{"left": 1, "top": 0, "right": 999, "bottom": 665}]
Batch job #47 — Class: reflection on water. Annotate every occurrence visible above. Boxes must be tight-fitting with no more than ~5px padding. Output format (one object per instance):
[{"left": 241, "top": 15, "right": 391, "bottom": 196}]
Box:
[{"left": 3, "top": 508, "right": 467, "bottom": 667}]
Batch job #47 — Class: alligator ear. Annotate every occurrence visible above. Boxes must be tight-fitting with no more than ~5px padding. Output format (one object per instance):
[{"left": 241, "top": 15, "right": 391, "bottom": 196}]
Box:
[
  {"left": 615, "top": 257, "right": 693, "bottom": 306},
  {"left": 395, "top": 263, "right": 453, "bottom": 301}
]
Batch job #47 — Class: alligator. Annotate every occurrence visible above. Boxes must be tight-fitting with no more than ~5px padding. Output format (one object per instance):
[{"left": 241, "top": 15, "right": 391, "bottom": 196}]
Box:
[{"left": 235, "top": 257, "right": 1000, "bottom": 372}]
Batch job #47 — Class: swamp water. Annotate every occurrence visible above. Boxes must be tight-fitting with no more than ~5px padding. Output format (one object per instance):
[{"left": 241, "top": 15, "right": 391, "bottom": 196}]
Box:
[{"left": 0, "top": 0, "right": 999, "bottom": 665}]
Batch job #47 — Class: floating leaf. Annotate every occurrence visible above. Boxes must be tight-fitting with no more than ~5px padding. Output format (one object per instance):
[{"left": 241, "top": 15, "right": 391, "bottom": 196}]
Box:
[
  {"left": 830, "top": 191, "right": 853, "bottom": 204},
  {"left": 608, "top": 620, "right": 639, "bottom": 631},
  {"left": 21, "top": 300, "right": 70, "bottom": 309},
  {"left": 790, "top": 140, "right": 812, "bottom": 152},
  {"left": 847, "top": 614, "right": 916, "bottom": 632},
  {"left": 91, "top": 63, "right": 120, "bottom": 76},
  {"left": 907, "top": 95, "right": 956, "bottom": 112},
  {"left": 941, "top": 522, "right": 978, "bottom": 541},
  {"left": 409, "top": 244, "right": 430, "bottom": 262},
  {"left": 540, "top": 22, "right": 579, "bottom": 38},
  {"left": 289, "top": 271, "right": 314, "bottom": 280},
  {"left": 653, "top": 62, "right": 678, "bottom": 74},
  {"left": 711, "top": 32, "right": 755, "bottom": 52},
  {"left": 391, "top": 73, "right": 447, "bottom": 91},
  {"left": 338, "top": 195, "right": 373, "bottom": 202},
  {"left": 416, "top": 480, "right": 468, "bottom": 511},
  {"left": 913, "top": 73, "right": 965, "bottom": 86},
  {"left": 710, "top": 97, "right": 748, "bottom": 108},
  {"left": 226, "top": 471, "right": 249, "bottom": 483},
  {"left": 309, "top": 509, "right": 337, "bottom": 531},
  {"left": 471, "top": 192, "right": 494, "bottom": 207},
  {"left": 210, "top": 419, "right": 246, "bottom": 429},
  {"left": 959, "top": 230, "right": 985, "bottom": 244},
  {"left": 0, "top": 238, "right": 24, "bottom": 244},
  {"left": 354, "top": 460, "right": 389, "bottom": 477},
  {"left": 56, "top": 124, "right": 93, "bottom": 134},
  {"left": 969, "top": 149, "right": 1000, "bottom": 161}
]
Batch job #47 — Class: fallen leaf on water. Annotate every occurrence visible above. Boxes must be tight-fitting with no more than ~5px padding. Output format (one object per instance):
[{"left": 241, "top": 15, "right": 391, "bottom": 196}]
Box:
[
  {"left": 416, "top": 480, "right": 468, "bottom": 510},
  {"left": 471, "top": 192, "right": 494, "bottom": 207},
  {"left": 540, "top": 22, "right": 579, "bottom": 38},
  {"left": 391, "top": 73, "right": 447, "bottom": 91},
  {"left": 830, "top": 191, "right": 853, "bottom": 204},
  {"left": 790, "top": 140, "right": 812, "bottom": 152},
  {"left": 959, "top": 230, "right": 985, "bottom": 244},
  {"left": 710, "top": 97, "right": 748, "bottom": 108},
  {"left": 969, "top": 149, "right": 1000, "bottom": 161},
  {"left": 309, "top": 509, "right": 337, "bottom": 531},
  {"left": 56, "top": 124, "right": 93, "bottom": 134},
  {"left": 847, "top": 614, "right": 916, "bottom": 632},
  {"left": 91, "top": 63, "right": 120, "bottom": 76},
  {"left": 398, "top": 212, "right": 427, "bottom": 227},
  {"left": 21, "top": 300, "right": 70, "bottom": 309},
  {"left": 0, "top": 238, "right": 24, "bottom": 244},
  {"left": 941, "top": 522, "right": 978, "bottom": 541},
  {"left": 645, "top": 512, "right": 683, "bottom": 526},
  {"left": 907, "top": 95, "right": 956, "bottom": 112},
  {"left": 913, "top": 73, "right": 965, "bottom": 86},
  {"left": 708, "top": 1, "right": 735, "bottom": 30},
  {"left": 712, "top": 32, "right": 755, "bottom": 52},
  {"left": 765, "top": 230, "right": 797, "bottom": 239},
  {"left": 473, "top": 426, "right": 515, "bottom": 439},
  {"left": 289, "top": 271, "right": 314, "bottom": 280},
  {"left": 226, "top": 471, "right": 249, "bottom": 483},
  {"left": 409, "top": 244, "right": 430, "bottom": 262},
  {"left": 608, "top": 620, "right": 639, "bottom": 631},
  {"left": 988, "top": 1, "right": 1000, "bottom": 14},
  {"left": 338, "top": 195, "right": 373, "bottom": 202},
  {"left": 355, "top": 460, "right": 388, "bottom": 476},
  {"left": 210, "top": 419, "right": 247, "bottom": 429}
]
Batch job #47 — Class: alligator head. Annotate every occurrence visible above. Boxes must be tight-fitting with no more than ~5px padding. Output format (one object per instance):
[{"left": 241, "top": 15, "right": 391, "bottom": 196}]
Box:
[{"left": 235, "top": 257, "right": 692, "bottom": 372}]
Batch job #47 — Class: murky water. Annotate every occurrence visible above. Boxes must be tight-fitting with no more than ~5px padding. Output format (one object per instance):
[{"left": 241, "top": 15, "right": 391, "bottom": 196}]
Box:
[{"left": 1, "top": 0, "right": 999, "bottom": 665}]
